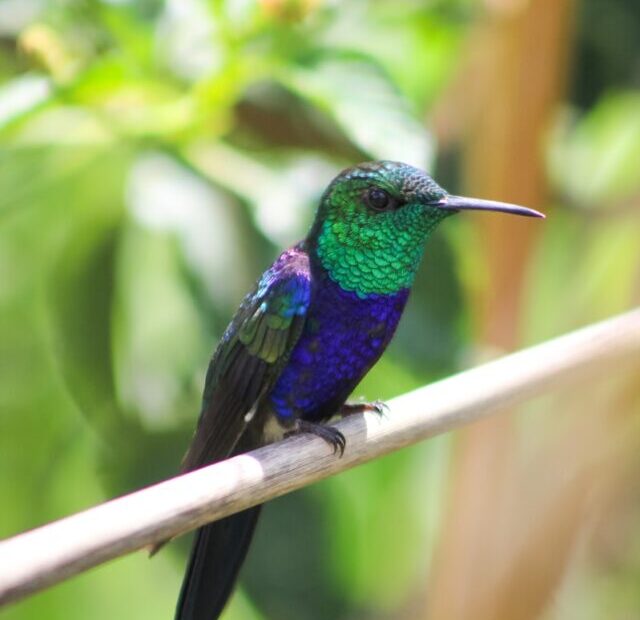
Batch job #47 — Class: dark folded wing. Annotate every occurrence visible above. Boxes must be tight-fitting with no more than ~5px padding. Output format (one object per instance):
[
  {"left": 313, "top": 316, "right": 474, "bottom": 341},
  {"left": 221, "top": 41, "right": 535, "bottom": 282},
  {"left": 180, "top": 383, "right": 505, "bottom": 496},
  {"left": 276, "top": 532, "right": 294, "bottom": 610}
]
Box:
[{"left": 182, "top": 250, "right": 310, "bottom": 472}]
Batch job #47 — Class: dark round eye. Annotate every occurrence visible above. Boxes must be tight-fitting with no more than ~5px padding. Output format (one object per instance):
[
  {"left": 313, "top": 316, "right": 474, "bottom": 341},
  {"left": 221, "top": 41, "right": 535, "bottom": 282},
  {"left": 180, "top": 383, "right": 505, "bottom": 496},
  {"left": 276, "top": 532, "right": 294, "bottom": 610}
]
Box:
[{"left": 366, "top": 187, "right": 391, "bottom": 211}]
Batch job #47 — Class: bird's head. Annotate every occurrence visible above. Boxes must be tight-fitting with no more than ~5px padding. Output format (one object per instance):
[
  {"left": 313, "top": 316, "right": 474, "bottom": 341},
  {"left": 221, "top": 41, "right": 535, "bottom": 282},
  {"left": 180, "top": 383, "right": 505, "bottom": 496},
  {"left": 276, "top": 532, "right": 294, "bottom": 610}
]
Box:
[{"left": 309, "top": 161, "right": 544, "bottom": 297}]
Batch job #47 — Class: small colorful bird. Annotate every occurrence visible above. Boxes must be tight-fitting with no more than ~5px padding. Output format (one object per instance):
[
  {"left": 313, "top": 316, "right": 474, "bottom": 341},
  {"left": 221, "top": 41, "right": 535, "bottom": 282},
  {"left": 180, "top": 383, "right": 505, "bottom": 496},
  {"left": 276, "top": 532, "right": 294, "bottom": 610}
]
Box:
[{"left": 171, "top": 161, "right": 543, "bottom": 620}]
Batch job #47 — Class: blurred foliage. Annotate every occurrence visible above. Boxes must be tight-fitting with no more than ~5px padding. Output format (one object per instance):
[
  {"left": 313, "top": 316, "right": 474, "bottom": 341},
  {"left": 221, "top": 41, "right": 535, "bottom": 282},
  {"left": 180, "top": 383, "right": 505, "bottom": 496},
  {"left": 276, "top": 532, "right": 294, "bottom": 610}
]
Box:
[{"left": 0, "top": 1, "right": 639, "bottom": 619}]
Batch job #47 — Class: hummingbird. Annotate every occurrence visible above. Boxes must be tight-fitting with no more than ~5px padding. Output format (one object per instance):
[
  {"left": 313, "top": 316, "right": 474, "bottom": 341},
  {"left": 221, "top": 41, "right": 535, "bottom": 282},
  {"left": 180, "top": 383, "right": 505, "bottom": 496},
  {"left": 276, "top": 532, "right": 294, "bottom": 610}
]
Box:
[{"left": 170, "top": 161, "right": 543, "bottom": 620}]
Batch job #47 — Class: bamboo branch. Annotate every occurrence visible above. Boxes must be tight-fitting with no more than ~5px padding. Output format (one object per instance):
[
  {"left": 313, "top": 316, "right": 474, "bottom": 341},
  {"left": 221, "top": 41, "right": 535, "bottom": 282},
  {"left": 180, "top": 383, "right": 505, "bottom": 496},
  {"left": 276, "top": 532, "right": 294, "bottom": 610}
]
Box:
[{"left": 1, "top": 309, "right": 640, "bottom": 608}]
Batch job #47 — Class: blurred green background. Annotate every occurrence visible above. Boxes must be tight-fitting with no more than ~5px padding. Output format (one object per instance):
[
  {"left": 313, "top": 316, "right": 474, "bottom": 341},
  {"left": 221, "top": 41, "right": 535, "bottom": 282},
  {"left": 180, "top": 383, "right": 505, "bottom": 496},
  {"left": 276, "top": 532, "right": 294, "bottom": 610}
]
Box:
[{"left": 1, "top": 1, "right": 640, "bottom": 619}]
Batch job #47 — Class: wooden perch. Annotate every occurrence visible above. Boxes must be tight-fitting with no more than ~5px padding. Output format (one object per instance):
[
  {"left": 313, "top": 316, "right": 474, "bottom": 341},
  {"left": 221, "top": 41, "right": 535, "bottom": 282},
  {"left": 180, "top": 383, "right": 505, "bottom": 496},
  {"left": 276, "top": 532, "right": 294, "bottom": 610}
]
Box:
[{"left": 1, "top": 309, "right": 640, "bottom": 608}]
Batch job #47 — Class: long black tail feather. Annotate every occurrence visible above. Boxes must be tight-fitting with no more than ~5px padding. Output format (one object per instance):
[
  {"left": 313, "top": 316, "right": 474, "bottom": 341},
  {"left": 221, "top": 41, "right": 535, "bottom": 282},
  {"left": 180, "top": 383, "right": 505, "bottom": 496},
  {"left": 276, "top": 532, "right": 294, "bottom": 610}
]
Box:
[{"left": 175, "top": 506, "right": 262, "bottom": 620}]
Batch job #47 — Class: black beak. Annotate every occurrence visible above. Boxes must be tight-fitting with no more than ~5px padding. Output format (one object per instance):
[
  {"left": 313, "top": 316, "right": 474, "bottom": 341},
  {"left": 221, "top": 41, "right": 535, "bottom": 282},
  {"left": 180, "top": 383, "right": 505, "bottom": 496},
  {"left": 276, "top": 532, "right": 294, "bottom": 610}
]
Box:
[{"left": 436, "top": 195, "right": 545, "bottom": 219}]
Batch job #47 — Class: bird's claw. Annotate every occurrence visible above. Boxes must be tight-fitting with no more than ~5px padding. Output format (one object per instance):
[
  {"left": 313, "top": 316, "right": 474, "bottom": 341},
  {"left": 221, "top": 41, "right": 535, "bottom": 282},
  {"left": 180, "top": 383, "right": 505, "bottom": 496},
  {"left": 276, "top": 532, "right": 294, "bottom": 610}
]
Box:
[
  {"left": 285, "top": 420, "right": 346, "bottom": 456},
  {"left": 369, "top": 399, "right": 389, "bottom": 418},
  {"left": 340, "top": 399, "right": 389, "bottom": 419}
]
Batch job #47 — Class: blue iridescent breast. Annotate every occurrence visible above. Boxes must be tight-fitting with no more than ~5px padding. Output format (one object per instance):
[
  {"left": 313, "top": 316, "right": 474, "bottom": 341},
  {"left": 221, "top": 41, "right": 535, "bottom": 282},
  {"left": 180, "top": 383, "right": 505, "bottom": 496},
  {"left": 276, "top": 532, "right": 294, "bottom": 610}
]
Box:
[{"left": 268, "top": 272, "right": 409, "bottom": 422}]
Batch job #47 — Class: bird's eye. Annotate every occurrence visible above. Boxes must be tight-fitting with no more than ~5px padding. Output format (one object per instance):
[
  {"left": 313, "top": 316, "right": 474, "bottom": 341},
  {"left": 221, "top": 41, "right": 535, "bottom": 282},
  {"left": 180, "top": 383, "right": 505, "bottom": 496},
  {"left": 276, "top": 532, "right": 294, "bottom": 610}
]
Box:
[{"left": 366, "top": 188, "right": 391, "bottom": 211}]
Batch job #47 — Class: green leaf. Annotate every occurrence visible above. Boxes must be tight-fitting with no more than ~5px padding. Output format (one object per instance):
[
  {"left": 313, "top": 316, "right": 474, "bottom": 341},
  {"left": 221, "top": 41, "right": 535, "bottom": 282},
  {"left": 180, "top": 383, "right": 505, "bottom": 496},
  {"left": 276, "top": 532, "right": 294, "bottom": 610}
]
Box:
[
  {"left": 44, "top": 145, "right": 132, "bottom": 437},
  {"left": 111, "top": 219, "right": 206, "bottom": 429},
  {"left": 0, "top": 73, "right": 52, "bottom": 132},
  {"left": 280, "top": 57, "right": 434, "bottom": 167},
  {"left": 183, "top": 141, "right": 338, "bottom": 244},
  {"left": 549, "top": 92, "right": 640, "bottom": 207}
]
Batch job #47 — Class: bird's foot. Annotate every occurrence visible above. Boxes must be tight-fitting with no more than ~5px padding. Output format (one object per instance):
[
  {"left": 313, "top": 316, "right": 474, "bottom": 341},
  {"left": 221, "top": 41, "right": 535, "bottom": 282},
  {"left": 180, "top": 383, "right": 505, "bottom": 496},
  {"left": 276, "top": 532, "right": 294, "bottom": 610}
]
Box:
[
  {"left": 284, "top": 420, "right": 346, "bottom": 456},
  {"left": 340, "top": 399, "right": 388, "bottom": 419}
]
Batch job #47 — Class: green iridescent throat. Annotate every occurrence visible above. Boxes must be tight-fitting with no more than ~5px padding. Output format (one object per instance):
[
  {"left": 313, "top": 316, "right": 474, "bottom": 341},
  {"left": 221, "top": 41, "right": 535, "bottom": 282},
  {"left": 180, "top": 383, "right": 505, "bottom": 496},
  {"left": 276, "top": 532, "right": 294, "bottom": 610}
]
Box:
[{"left": 315, "top": 203, "right": 447, "bottom": 297}]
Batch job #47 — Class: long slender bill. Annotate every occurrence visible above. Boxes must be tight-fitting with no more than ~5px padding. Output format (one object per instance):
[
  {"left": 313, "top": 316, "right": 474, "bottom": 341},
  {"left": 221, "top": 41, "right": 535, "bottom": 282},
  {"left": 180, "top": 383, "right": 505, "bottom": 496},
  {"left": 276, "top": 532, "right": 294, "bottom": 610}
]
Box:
[{"left": 438, "top": 195, "right": 545, "bottom": 218}]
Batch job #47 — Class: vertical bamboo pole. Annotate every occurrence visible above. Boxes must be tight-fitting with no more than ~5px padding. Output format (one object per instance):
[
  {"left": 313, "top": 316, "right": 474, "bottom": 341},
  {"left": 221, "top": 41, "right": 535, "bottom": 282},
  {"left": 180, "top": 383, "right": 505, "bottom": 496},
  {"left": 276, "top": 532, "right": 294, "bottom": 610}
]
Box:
[{"left": 427, "top": 1, "right": 576, "bottom": 618}]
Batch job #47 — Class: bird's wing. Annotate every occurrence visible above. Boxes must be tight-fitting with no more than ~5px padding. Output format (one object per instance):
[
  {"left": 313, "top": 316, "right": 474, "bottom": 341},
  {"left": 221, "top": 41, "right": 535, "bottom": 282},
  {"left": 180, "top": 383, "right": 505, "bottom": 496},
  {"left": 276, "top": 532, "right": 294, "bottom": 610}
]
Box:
[{"left": 181, "top": 250, "right": 310, "bottom": 472}]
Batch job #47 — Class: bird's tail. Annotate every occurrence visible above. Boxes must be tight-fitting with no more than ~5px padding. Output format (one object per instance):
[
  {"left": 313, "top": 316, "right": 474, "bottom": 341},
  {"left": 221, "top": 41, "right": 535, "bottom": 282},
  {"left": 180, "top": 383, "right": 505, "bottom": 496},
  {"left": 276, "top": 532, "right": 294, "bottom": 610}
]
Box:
[{"left": 175, "top": 505, "right": 262, "bottom": 620}]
